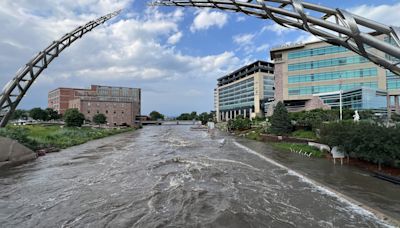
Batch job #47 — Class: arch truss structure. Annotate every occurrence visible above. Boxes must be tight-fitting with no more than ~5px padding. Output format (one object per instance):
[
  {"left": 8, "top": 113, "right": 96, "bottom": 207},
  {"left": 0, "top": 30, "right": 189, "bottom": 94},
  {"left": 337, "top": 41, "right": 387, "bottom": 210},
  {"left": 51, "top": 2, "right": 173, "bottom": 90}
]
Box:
[
  {"left": 152, "top": 0, "right": 400, "bottom": 74},
  {"left": 0, "top": 10, "right": 121, "bottom": 127}
]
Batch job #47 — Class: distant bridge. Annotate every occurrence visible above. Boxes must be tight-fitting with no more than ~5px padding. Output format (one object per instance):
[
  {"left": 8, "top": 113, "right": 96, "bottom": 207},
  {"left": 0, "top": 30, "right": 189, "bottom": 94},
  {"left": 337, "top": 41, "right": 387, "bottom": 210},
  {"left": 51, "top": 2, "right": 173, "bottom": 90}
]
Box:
[{"left": 140, "top": 120, "right": 201, "bottom": 126}]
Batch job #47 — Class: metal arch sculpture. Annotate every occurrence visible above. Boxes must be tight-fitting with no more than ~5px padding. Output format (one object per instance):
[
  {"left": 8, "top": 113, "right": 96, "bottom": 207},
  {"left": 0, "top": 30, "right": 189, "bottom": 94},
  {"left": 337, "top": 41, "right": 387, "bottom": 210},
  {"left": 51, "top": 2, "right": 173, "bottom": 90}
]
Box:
[
  {"left": 0, "top": 10, "right": 121, "bottom": 127},
  {"left": 152, "top": 0, "right": 400, "bottom": 75}
]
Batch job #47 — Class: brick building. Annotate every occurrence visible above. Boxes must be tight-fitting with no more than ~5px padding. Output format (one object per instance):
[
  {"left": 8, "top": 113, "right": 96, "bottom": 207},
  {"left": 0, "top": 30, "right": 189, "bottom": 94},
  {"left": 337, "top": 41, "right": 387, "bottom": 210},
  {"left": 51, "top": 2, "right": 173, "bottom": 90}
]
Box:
[{"left": 49, "top": 85, "right": 141, "bottom": 126}]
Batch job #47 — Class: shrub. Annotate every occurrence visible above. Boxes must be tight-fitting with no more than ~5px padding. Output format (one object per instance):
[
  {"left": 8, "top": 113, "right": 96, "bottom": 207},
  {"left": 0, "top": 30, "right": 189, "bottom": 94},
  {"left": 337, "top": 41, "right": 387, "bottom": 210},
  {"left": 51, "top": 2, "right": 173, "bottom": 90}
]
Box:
[
  {"left": 93, "top": 113, "right": 107, "bottom": 125},
  {"left": 269, "top": 102, "right": 292, "bottom": 135},
  {"left": 64, "top": 109, "right": 85, "bottom": 127},
  {"left": 319, "top": 121, "right": 400, "bottom": 168},
  {"left": 227, "top": 115, "right": 252, "bottom": 131}
]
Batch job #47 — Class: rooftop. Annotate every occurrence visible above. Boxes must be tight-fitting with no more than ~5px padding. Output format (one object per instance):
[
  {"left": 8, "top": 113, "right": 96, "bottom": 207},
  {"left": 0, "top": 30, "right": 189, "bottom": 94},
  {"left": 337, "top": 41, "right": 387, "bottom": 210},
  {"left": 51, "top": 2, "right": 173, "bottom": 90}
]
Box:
[{"left": 217, "top": 60, "right": 274, "bottom": 87}]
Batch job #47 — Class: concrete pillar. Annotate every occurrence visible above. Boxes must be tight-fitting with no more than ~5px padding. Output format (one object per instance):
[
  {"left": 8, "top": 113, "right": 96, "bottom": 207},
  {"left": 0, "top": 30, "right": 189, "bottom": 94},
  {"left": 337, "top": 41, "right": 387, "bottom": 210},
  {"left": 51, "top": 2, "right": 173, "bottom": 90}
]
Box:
[
  {"left": 387, "top": 94, "right": 392, "bottom": 121},
  {"left": 234, "top": 110, "right": 237, "bottom": 119},
  {"left": 226, "top": 112, "right": 229, "bottom": 121},
  {"left": 239, "top": 109, "right": 242, "bottom": 116},
  {"left": 243, "top": 109, "right": 247, "bottom": 118},
  {"left": 395, "top": 96, "right": 400, "bottom": 114},
  {"left": 230, "top": 110, "right": 233, "bottom": 119}
]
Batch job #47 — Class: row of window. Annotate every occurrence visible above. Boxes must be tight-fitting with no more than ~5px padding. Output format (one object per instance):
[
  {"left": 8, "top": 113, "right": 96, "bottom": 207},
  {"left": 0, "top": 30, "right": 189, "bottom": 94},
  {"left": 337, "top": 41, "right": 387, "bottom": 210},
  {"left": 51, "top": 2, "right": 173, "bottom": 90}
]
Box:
[
  {"left": 219, "top": 79, "right": 254, "bottom": 96},
  {"left": 220, "top": 91, "right": 254, "bottom": 101},
  {"left": 288, "top": 56, "right": 369, "bottom": 71},
  {"left": 386, "top": 71, "right": 400, "bottom": 90},
  {"left": 263, "top": 77, "right": 275, "bottom": 98},
  {"left": 384, "top": 37, "right": 399, "bottom": 62},
  {"left": 288, "top": 68, "right": 378, "bottom": 84},
  {"left": 87, "top": 110, "right": 125, "bottom": 114},
  {"left": 288, "top": 45, "right": 348, "bottom": 59},
  {"left": 220, "top": 101, "right": 254, "bottom": 111},
  {"left": 288, "top": 82, "right": 378, "bottom": 96}
]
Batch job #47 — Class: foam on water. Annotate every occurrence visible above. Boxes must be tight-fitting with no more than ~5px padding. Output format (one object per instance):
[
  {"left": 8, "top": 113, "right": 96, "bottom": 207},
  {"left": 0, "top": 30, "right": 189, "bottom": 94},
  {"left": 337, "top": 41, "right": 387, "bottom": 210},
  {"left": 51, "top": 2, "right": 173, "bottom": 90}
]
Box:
[{"left": 233, "top": 141, "right": 394, "bottom": 228}]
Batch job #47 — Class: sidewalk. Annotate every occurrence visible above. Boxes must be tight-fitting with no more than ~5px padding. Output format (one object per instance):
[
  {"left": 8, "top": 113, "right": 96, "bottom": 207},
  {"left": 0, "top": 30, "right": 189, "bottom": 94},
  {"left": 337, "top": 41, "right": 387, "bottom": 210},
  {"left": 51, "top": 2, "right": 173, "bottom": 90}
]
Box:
[{"left": 235, "top": 137, "right": 400, "bottom": 223}]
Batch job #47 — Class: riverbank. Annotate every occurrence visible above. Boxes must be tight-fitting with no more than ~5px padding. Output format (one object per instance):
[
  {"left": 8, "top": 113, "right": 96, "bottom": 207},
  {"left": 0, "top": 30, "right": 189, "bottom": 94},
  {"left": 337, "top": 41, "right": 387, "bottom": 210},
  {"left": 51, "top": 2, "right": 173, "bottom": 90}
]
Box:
[
  {"left": 0, "top": 125, "right": 136, "bottom": 153},
  {"left": 234, "top": 136, "right": 400, "bottom": 225}
]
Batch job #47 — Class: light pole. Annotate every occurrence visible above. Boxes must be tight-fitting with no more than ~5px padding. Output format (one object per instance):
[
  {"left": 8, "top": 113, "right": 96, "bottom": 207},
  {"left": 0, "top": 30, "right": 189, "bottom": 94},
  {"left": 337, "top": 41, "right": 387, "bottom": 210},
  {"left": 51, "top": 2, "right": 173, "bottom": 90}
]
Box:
[{"left": 339, "top": 90, "right": 343, "bottom": 121}]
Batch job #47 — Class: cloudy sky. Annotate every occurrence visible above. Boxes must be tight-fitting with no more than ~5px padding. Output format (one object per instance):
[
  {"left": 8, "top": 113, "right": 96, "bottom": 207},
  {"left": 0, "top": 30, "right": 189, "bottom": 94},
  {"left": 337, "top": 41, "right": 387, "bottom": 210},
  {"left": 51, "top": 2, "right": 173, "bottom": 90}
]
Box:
[{"left": 0, "top": 0, "right": 399, "bottom": 116}]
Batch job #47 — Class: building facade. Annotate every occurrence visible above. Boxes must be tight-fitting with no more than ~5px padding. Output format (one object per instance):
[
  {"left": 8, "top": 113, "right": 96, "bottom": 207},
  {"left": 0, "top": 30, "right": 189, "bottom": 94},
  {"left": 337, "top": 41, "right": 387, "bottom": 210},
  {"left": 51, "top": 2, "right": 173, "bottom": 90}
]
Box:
[
  {"left": 317, "top": 87, "right": 387, "bottom": 111},
  {"left": 270, "top": 35, "right": 400, "bottom": 113},
  {"left": 216, "top": 60, "right": 274, "bottom": 122},
  {"left": 49, "top": 85, "right": 141, "bottom": 126}
]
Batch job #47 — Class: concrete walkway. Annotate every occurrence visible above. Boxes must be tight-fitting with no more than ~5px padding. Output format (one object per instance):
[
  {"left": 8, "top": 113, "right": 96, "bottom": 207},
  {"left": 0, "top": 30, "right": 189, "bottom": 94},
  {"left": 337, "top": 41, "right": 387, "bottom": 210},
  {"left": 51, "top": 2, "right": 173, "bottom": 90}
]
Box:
[{"left": 236, "top": 137, "right": 400, "bottom": 224}]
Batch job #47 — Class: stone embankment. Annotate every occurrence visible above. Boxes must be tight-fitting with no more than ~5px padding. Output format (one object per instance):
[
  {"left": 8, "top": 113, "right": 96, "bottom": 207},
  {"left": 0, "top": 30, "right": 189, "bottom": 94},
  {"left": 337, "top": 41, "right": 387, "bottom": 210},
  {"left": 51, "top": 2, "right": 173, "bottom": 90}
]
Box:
[{"left": 0, "top": 137, "right": 37, "bottom": 168}]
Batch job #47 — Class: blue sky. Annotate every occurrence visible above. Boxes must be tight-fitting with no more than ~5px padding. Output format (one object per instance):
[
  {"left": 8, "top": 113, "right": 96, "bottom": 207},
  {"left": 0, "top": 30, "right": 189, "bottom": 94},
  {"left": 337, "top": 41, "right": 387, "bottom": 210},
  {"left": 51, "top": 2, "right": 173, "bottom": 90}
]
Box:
[{"left": 0, "top": 0, "right": 399, "bottom": 116}]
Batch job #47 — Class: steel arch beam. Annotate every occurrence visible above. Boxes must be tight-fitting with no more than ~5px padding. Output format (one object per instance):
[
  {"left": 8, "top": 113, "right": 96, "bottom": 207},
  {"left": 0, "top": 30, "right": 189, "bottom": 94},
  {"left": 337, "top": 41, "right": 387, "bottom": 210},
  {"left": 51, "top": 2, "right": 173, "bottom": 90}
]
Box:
[
  {"left": 0, "top": 10, "right": 121, "bottom": 127},
  {"left": 152, "top": 0, "right": 400, "bottom": 75}
]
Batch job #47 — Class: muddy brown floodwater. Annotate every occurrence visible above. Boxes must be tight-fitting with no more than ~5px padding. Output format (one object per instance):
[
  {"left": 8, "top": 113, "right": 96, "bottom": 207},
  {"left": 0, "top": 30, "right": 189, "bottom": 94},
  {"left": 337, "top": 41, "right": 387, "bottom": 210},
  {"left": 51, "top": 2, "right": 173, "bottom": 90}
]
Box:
[{"left": 0, "top": 126, "right": 397, "bottom": 227}]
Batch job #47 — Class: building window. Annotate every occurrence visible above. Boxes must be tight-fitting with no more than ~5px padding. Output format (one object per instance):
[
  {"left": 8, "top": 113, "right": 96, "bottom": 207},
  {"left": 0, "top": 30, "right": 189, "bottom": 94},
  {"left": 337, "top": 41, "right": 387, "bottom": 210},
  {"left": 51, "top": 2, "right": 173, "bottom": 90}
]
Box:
[
  {"left": 106, "top": 110, "right": 108, "bottom": 114},
  {"left": 97, "top": 110, "right": 99, "bottom": 114},
  {"left": 122, "top": 111, "right": 124, "bottom": 114},
  {"left": 88, "top": 110, "right": 91, "bottom": 114}
]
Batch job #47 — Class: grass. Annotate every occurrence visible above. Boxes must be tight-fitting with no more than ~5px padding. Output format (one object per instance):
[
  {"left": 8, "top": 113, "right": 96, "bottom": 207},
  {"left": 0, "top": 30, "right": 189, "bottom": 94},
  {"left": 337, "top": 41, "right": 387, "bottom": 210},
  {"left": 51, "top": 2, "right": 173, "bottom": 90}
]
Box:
[
  {"left": 0, "top": 125, "right": 135, "bottom": 151},
  {"left": 244, "top": 127, "right": 264, "bottom": 141},
  {"left": 291, "top": 130, "right": 317, "bottom": 140},
  {"left": 272, "top": 142, "right": 324, "bottom": 158}
]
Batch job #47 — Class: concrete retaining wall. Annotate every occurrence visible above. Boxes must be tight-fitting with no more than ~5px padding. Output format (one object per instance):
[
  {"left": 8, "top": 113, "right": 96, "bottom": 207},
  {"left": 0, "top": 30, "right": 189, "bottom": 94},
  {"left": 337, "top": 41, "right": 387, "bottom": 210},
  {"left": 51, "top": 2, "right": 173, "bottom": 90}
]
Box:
[{"left": 0, "top": 137, "right": 37, "bottom": 168}]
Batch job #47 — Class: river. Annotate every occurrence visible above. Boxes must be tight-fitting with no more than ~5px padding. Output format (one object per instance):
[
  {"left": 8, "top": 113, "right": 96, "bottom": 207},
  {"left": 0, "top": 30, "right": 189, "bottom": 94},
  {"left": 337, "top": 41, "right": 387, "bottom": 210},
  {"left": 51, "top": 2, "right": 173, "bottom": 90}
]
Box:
[{"left": 0, "top": 126, "right": 396, "bottom": 227}]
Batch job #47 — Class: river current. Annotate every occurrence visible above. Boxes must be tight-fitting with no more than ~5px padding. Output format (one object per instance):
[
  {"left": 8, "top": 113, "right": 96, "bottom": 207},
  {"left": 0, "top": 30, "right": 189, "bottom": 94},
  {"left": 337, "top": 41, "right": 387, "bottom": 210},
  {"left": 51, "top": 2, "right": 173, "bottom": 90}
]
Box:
[{"left": 0, "top": 126, "right": 393, "bottom": 227}]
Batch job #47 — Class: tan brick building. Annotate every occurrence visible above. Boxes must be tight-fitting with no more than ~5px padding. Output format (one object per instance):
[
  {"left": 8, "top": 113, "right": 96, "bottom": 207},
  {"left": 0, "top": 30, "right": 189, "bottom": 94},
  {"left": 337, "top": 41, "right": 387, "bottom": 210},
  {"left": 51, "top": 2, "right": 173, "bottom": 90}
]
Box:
[{"left": 49, "top": 85, "right": 141, "bottom": 126}]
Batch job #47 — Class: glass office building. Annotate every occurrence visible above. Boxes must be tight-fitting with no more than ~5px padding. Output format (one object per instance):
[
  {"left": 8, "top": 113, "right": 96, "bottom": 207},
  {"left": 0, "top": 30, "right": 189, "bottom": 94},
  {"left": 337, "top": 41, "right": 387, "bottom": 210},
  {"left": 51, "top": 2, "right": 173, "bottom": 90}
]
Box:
[
  {"left": 216, "top": 61, "right": 274, "bottom": 122},
  {"left": 317, "top": 87, "right": 387, "bottom": 110},
  {"left": 270, "top": 36, "right": 393, "bottom": 112}
]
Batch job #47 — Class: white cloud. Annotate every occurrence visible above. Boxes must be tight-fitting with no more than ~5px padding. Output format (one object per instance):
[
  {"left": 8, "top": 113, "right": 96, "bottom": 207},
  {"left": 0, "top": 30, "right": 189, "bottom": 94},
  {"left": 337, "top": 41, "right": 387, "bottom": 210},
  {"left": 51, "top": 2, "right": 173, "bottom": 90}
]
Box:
[
  {"left": 233, "top": 33, "right": 255, "bottom": 45},
  {"left": 255, "top": 44, "right": 270, "bottom": 53},
  {"left": 262, "top": 23, "right": 295, "bottom": 36},
  {"left": 236, "top": 16, "right": 246, "bottom": 22},
  {"left": 167, "top": 32, "right": 183, "bottom": 45},
  {"left": 295, "top": 34, "right": 319, "bottom": 44},
  {"left": 190, "top": 9, "right": 228, "bottom": 32},
  {"left": 348, "top": 3, "right": 400, "bottom": 27}
]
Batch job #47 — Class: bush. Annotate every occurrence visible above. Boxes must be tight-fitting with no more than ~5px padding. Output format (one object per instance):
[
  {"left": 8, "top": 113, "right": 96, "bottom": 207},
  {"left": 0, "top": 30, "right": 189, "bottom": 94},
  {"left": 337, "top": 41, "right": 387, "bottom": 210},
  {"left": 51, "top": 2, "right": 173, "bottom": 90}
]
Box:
[
  {"left": 227, "top": 115, "right": 252, "bottom": 131},
  {"left": 64, "top": 109, "right": 85, "bottom": 127},
  {"left": 319, "top": 121, "right": 400, "bottom": 168},
  {"left": 290, "top": 109, "right": 378, "bottom": 130},
  {"left": 93, "top": 113, "right": 107, "bottom": 125},
  {"left": 269, "top": 102, "right": 292, "bottom": 135}
]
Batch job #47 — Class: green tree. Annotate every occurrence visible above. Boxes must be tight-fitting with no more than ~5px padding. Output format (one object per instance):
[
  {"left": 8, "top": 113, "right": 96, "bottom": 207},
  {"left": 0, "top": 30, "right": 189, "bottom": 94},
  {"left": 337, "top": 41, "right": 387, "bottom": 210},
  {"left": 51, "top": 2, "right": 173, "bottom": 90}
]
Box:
[
  {"left": 11, "top": 109, "right": 28, "bottom": 120},
  {"left": 149, "top": 111, "right": 164, "bottom": 120},
  {"left": 177, "top": 112, "right": 198, "bottom": 120},
  {"left": 93, "top": 113, "right": 107, "bottom": 125},
  {"left": 64, "top": 108, "right": 85, "bottom": 127},
  {"left": 198, "top": 112, "right": 213, "bottom": 125},
  {"left": 190, "top": 111, "right": 197, "bottom": 120},
  {"left": 45, "top": 108, "right": 61, "bottom": 120},
  {"left": 269, "top": 102, "right": 292, "bottom": 135},
  {"left": 29, "top": 107, "right": 48, "bottom": 121}
]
